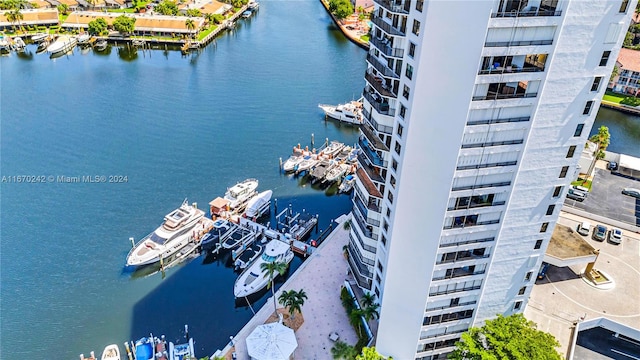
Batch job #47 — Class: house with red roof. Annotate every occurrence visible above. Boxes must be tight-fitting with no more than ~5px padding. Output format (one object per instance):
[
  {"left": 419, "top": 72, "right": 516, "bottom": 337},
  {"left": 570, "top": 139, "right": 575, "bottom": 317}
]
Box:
[{"left": 609, "top": 48, "right": 640, "bottom": 96}]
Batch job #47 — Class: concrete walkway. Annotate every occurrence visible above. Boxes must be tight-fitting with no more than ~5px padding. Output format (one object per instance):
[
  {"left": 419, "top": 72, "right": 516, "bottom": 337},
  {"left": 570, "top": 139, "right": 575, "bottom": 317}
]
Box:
[{"left": 218, "top": 214, "right": 358, "bottom": 359}]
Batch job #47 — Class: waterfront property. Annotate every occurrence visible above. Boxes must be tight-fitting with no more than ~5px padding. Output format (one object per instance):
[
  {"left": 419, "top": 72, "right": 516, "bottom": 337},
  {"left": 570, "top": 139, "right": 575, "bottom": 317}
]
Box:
[
  {"left": 609, "top": 47, "right": 640, "bottom": 96},
  {"left": 0, "top": 9, "right": 59, "bottom": 31}
]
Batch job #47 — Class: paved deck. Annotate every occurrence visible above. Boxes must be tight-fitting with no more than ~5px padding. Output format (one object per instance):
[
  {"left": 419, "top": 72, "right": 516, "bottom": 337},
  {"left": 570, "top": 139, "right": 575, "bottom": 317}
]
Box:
[{"left": 219, "top": 214, "right": 358, "bottom": 359}]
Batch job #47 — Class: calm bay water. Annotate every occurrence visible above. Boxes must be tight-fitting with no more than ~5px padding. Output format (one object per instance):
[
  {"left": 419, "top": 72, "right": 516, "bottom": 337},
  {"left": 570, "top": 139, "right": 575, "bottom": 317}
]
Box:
[
  {"left": 0, "top": 2, "right": 365, "bottom": 358},
  {"left": 591, "top": 107, "right": 640, "bottom": 157}
]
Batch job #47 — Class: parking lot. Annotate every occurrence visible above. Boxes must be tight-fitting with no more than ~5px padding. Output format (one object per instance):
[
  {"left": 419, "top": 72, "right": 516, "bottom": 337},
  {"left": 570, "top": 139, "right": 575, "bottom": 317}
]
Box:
[{"left": 564, "top": 168, "right": 640, "bottom": 226}]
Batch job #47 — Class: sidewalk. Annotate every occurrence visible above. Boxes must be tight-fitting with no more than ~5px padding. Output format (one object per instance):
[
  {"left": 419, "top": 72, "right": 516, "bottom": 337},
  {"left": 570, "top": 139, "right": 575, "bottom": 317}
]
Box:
[{"left": 217, "top": 214, "right": 358, "bottom": 359}]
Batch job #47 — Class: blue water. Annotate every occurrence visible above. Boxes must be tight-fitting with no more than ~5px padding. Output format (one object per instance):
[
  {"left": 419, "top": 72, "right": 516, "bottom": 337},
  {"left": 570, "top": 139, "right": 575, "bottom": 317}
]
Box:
[
  {"left": 0, "top": 1, "right": 365, "bottom": 358},
  {"left": 591, "top": 107, "right": 640, "bottom": 157}
]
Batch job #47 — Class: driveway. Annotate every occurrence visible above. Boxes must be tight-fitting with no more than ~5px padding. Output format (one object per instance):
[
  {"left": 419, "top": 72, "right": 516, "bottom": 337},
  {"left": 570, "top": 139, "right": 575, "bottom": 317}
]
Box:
[{"left": 564, "top": 168, "right": 640, "bottom": 226}]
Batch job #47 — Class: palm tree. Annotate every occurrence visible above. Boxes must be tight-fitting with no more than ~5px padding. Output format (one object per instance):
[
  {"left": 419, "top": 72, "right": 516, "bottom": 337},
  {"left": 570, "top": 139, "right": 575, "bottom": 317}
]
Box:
[
  {"left": 360, "top": 302, "right": 379, "bottom": 322},
  {"left": 185, "top": 18, "right": 196, "bottom": 38},
  {"left": 260, "top": 261, "right": 289, "bottom": 313},
  {"left": 204, "top": 13, "right": 215, "bottom": 26},
  {"left": 6, "top": 9, "right": 23, "bottom": 32},
  {"left": 348, "top": 308, "right": 364, "bottom": 337},
  {"left": 331, "top": 340, "right": 357, "bottom": 360},
  {"left": 360, "top": 292, "right": 376, "bottom": 308},
  {"left": 278, "top": 289, "right": 308, "bottom": 320}
]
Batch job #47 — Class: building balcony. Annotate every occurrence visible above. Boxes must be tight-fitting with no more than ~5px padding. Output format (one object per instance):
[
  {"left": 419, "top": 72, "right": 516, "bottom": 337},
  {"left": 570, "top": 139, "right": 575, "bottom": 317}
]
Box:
[
  {"left": 362, "top": 109, "right": 394, "bottom": 134},
  {"left": 478, "top": 63, "right": 545, "bottom": 75},
  {"left": 429, "top": 284, "right": 482, "bottom": 297},
  {"left": 491, "top": 8, "right": 562, "bottom": 18},
  {"left": 425, "top": 300, "right": 477, "bottom": 313},
  {"left": 447, "top": 200, "right": 506, "bottom": 211},
  {"left": 350, "top": 229, "right": 377, "bottom": 254},
  {"left": 436, "top": 253, "right": 491, "bottom": 265},
  {"left": 443, "top": 219, "right": 500, "bottom": 230},
  {"left": 364, "top": 70, "right": 397, "bottom": 98},
  {"left": 366, "top": 53, "right": 400, "bottom": 79},
  {"left": 363, "top": 90, "right": 395, "bottom": 116},
  {"left": 352, "top": 208, "right": 378, "bottom": 239},
  {"left": 439, "top": 237, "right": 495, "bottom": 248},
  {"left": 354, "top": 191, "right": 382, "bottom": 220},
  {"left": 484, "top": 39, "right": 553, "bottom": 47},
  {"left": 432, "top": 269, "right": 486, "bottom": 281},
  {"left": 460, "top": 140, "right": 523, "bottom": 149},
  {"left": 451, "top": 181, "right": 511, "bottom": 192},
  {"left": 472, "top": 92, "right": 537, "bottom": 101},
  {"left": 347, "top": 241, "right": 374, "bottom": 279},
  {"left": 359, "top": 137, "right": 389, "bottom": 168},
  {"left": 456, "top": 161, "right": 517, "bottom": 171},
  {"left": 370, "top": 15, "right": 406, "bottom": 37},
  {"left": 466, "top": 116, "right": 529, "bottom": 126},
  {"left": 374, "top": 0, "right": 410, "bottom": 14},
  {"left": 361, "top": 123, "right": 389, "bottom": 152},
  {"left": 357, "top": 153, "right": 385, "bottom": 183},
  {"left": 356, "top": 167, "right": 383, "bottom": 198}
]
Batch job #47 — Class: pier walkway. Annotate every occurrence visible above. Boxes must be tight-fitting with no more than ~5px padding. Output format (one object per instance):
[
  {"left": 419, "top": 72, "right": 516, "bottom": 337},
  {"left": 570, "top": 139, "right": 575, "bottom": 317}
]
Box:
[{"left": 216, "top": 214, "right": 358, "bottom": 359}]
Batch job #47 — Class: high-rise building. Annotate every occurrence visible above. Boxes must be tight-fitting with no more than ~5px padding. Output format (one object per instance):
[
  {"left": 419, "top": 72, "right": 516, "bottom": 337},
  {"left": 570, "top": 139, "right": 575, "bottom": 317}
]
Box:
[{"left": 348, "top": 0, "right": 635, "bottom": 358}]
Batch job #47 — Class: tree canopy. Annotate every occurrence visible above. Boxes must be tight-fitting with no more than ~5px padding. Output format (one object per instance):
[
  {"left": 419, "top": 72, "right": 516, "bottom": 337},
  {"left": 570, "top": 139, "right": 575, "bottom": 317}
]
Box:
[
  {"left": 88, "top": 17, "right": 108, "bottom": 36},
  {"left": 449, "top": 314, "right": 562, "bottom": 360},
  {"left": 113, "top": 15, "right": 136, "bottom": 36},
  {"left": 588, "top": 125, "right": 610, "bottom": 159},
  {"left": 356, "top": 347, "right": 391, "bottom": 360},
  {"left": 154, "top": 0, "right": 178, "bottom": 16},
  {"left": 329, "top": 0, "right": 353, "bottom": 19}
]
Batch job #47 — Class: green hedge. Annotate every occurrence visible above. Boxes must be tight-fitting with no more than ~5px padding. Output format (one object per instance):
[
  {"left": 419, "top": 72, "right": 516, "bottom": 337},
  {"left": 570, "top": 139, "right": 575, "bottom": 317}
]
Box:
[{"left": 340, "top": 287, "right": 368, "bottom": 355}]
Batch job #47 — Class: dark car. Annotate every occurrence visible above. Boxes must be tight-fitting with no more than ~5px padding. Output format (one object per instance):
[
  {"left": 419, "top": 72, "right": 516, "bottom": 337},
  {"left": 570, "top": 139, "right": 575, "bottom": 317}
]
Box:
[
  {"left": 537, "top": 262, "right": 550, "bottom": 280},
  {"left": 593, "top": 225, "right": 607, "bottom": 241},
  {"left": 622, "top": 188, "right": 640, "bottom": 199},
  {"left": 607, "top": 161, "right": 618, "bottom": 171}
]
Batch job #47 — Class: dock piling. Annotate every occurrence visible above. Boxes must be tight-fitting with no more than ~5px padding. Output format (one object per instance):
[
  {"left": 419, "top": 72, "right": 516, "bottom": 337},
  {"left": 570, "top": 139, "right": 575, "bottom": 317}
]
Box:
[
  {"left": 311, "top": 133, "right": 314, "bottom": 147},
  {"left": 129, "top": 237, "right": 135, "bottom": 248},
  {"left": 279, "top": 157, "right": 283, "bottom": 170}
]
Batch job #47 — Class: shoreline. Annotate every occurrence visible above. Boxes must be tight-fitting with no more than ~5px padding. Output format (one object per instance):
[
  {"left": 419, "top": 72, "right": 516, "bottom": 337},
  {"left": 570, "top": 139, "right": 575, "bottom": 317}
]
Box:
[
  {"left": 318, "top": 0, "right": 369, "bottom": 51},
  {"left": 601, "top": 100, "right": 640, "bottom": 117}
]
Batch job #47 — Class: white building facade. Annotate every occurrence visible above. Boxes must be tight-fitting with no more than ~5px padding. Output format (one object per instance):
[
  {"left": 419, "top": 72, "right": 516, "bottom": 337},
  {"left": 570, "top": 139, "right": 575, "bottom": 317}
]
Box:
[{"left": 347, "top": 0, "right": 635, "bottom": 359}]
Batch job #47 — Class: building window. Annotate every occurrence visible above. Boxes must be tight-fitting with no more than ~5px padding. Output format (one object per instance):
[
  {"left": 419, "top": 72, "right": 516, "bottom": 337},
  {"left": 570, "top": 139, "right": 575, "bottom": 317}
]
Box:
[
  {"left": 514, "top": 301, "right": 523, "bottom": 310},
  {"left": 412, "top": 20, "right": 421, "bottom": 36},
  {"left": 374, "top": 286, "right": 380, "bottom": 297},
  {"left": 599, "top": 51, "right": 611, "bottom": 66},
  {"left": 397, "top": 123, "right": 404, "bottom": 138},
  {"left": 553, "top": 186, "right": 562, "bottom": 198},
  {"left": 403, "top": 84, "right": 410, "bottom": 99},
  {"left": 387, "top": 190, "right": 394, "bottom": 204},
  {"left": 376, "top": 274, "right": 382, "bottom": 284},
  {"left": 546, "top": 205, "right": 555, "bottom": 216},
  {"left": 620, "top": 0, "right": 630, "bottom": 13},
  {"left": 574, "top": 123, "right": 585, "bottom": 137},
  {"left": 559, "top": 166, "right": 569, "bottom": 178},
  {"left": 381, "top": 235, "right": 387, "bottom": 246},
  {"left": 525, "top": 271, "right": 533, "bottom": 281},
  {"left": 591, "top": 77, "right": 603, "bottom": 91},
  {"left": 377, "top": 261, "right": 383, "bottom": 272},
  {"left": 394, "top": 141, "right": 401, "bottom": 155},
  {"left": 390, "top": 175, "right": 396, "bottom": 188},
  {"left": 408, "top": 42, "right": 416, "bottom": 58},
  {"left": 416, "top": 0, "right": 423, "bottom": 11},
  {"left": 405, "top": 63, "right": 413, "bottom": 80},
  {"left": 383, "top": 220, "right": 389, "bottom": 232},
  {"left": 567, "top": 145, "right": 577, "bottom": 158},
  {"left": 399, "top": 103, "right": 406, "bottom": 118},
  {"left": 540, "top": 223, "right": 549, "bottom": 233},
  {"left": 392, "top": 158, "right": 398, "bottom": 172},
  {"left": 386, "top": 208, "right": 391, "bottom": 217},
  {"left": 518, "top": 286, "right": 526, "bottom": 295},
  {"left": 583, "top": 101, "right": 594, "bottom": 115}
]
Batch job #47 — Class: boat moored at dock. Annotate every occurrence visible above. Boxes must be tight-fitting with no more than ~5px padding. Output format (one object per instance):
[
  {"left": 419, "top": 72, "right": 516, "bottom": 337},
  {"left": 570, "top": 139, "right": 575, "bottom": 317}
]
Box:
[
  {"left": 200, "top": 218, "right": 236, "bottom": 253},
  {"left": 318, "top": 99, "right": 364, "bottom": 125},
  {"left": 100, "top": 344, "right": 121, "bottom": 360},
  {"left": 47, "top": 35, "right": 77, "bottom": 57},
  {"left": 234, "top": 239, "right": 294, "bottom": 298},
  {"left": 244, "top": 190, "right": 272, "bottom": 220},
  {"left": 168, "top": 325, "right": 195, "bottom": 360},
  {"left": 339, "top": 174, "right": 355, "bottom": 193},
  {"left": 31, "top": 33, "right": 49, "bottom": 43},
  {"left": 225, "top": 178, "right": 259, "bottom": 209}
]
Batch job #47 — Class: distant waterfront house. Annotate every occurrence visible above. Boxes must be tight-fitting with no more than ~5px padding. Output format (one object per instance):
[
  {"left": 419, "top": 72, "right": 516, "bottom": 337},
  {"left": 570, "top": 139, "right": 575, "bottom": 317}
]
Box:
[
  {"left": 179, "top": 0, "right": 232, "bottom": 15},
  {"left": 609, "top": 48, "right": 640, "bottom": 96},
  {"left": 31, "top": 0, "right": 54, "bottom": 9},
  {"left": 0, "top": 8, "right": 59, "bottom": 30},
  {"left": 56, "top": 0, "right": 80, "bottom": 11},
  {"left": 61, "top": 11, "right": 205, "bottom": 37}
]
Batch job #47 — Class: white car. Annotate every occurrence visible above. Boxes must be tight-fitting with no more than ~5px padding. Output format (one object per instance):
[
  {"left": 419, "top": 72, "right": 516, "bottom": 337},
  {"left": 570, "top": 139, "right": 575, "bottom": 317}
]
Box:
[
  {"left": 577, "top": 221, "right": 591, "bottom": 236},
  {"left": 608, "top": 228, "right": 623, "bottom": 244},
  {"left": 566, "top": 188, "right": 587, "bottom": 201}
]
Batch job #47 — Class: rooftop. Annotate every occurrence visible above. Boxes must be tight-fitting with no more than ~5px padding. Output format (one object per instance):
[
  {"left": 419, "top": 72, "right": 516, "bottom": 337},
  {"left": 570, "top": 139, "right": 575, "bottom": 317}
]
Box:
[
  {"left": 617, "top": 48, "right": 640, "bottom": 73},
  {"left": 546, "top": 224, "right": 596, "bottom": 259}
]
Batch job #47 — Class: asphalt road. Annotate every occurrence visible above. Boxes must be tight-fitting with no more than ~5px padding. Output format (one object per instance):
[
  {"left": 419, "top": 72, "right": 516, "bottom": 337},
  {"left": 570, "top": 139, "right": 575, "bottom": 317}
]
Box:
[
  {"left": 564, "top": 168, "right": 640, "bottom": 226},
  {"left": 575, "top": 327, "right": 640, "bottom": 360}
]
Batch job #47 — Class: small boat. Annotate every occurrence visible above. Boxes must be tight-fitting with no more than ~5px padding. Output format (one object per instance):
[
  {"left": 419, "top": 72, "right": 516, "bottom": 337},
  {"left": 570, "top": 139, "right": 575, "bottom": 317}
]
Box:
[
  {"left": 247, "top": 1, "right": 259, "bottom": 9},
  {"left": 224, "top": 178, "right": 259, "bottom": 209},
  {"left": 221, "top": 226, "right": 255, "bottom": 250},
  {"left": 310, "top": 159, "right": 336, "bottom": 183},
  {"left": 101, "top": 344, "right": 121, "bottom": 360},
  {"left": 242, "top": 10, "right": 252, "bottom": 18},
  {"left": 324, "top": 163, "right": 350, "bottom": 183},
  {"left": 12, "top": 37, "right": 26, "bottom": 52},
  {"left": 126, "top": 199, "right": 205, "bottom": 267},
  {"left": 47, "top": 35, "right": 78, "bottom": 56},
  {"left": 295, "top": 154, "right": 318, "bottom": 174},
  {"left": 234, "top": 239, "right": 294, "bottom": 298},
  {"left": 318, "top": 99, "right": 364, "bottom": 125},
  {"left": 132, "top": 39, "right": 146, "bottom": 47},
  {"left": 0, "top": 37, "right": 11, "bottom": 54},
  {"left": 77, "top": 33, "right": 91, "bottom": 45},
  {"left": 154, "top": 336, "right": 169, "bottom": 360},
  {"left": 31, "top": 33, "right": 49, "bottom": 43},
  {"left": 234, "top": 243, "right": 263, "bottom": 271},
  {"left": 347, "top": 148, "right": 361, "bottom": 163},
  {"left": 320, "top": 140, "right": 346, "bottom": 158},
  {"left": 200, "top": 219, "right": 236, "bottom": 253},
  {"left": 94, "top": 39, "right": 108, "bottom": 52},
  {"left": 169, "top": 325, "right": 195, "bottom": 360},
  {"left": 226, "top": 20, "right": 236, "bottom": 30},
  {"left": 282, "top": 147, "right": 307, "bottom": 172},
  {"left": 339, "top": 174, "right": 356, "bottom": 193},
  {"left": 244, "top": 190, "right": 272, "bottom": 219},
  {"left": 134, "top": 337, "right": 155, "bottom": 360},
  {"left": 36, "top": 40, "right": 50, "bottom": 54}
]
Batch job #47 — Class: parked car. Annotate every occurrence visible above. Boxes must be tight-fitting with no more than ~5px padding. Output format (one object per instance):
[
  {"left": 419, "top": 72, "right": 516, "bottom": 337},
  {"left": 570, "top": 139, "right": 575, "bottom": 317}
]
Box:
[
  {"left": 622, "top": 188, "right": 640, "bottom": 199},
  {"left": 577, "top": 221, "right": 591, "bottom": 236},
  {"left": 607, "top": 161, "right": 618, "bottom": 171},
  {"left": 537, "top": 262, "right": 550, "bottom": 280},
  {"left": 566, "top": 188, "right": 587, "bottom": 201},
  {"left": 608, "top": 228, "right": 623, "bottom": 244},
  {"left": 571, "top": 185, "right": 589, "bottom": 193},
  {"left": 593, "top": 224, "right": 607, "bottom": 241}
]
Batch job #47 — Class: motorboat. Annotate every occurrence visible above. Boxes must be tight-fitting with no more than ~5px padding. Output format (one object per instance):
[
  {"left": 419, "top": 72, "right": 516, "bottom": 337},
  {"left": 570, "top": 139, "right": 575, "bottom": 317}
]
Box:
[
  {"left": 248, "top": 1, "right": 259, "bottom": 9},
  {"left": 339, "top": 174, "right": 356, "bottom": 193},
  {"left": 242, "top": 10, "right": 252, "bottom": 18},
  {"left": 234, "top": 243, "right": 263, "bottom": 271},
  {"left": 12, "top": 37, "right": 26, "bottom": 52},
  {"left": 244, "top": 190, "right": 272, "bottom": 219},
  {"left": 94, "top": 39, "right": 108, "bottom": 52},
  {"left": 36, "top": 39, "right": 50, "bottom": 54},
  {"left": 318, "top": 99, "right": 364, "bottom": 125},
  {"left": 347, "top": 148, "right": 361, "bottom": 163},
  {"left": 0, "top": 37, "right": 10, "bottom": 54},
  {"left": 324, "top": 163, "right": 350, "bottom": 183},
  {"left": 31, "top": 33, "right": 49, "bottom": 43},
  {"left": 47, "top": 35, "right": 77, "bottom": 56},
  {"left": 77, "top": 33, "right": 91, "bottom": 45},
  {"left": 224, "top": 178, "right": 259, "bottom": 209},
  {"left": 133, "top": 337, "right": 155, "bottom": 360},
  {"left": 234, "top": 239, "right": 294, "bottom": 298},
  {"left": 221, "top": 226, "right": 255, "bottom": 250},
  {"left": 295, "top": 154, "right": 318, "bottom": 174},
  {"left": 126, "top": 199, "right": 205, "bottom": 267},
  {"left": 168, "top": 326, "right": 195, "bottom": 360},
  {"left": 200, "top": 219, "right": 235, "bottom": 253},
  {"left": 310, "top": 159, "right": 336, "bottom": 182},
  {"left": 282, "top": 147, "right": 307, "bottom": 172},
  {"left": 320, "top": 140, "right": 346, "bottom": 158},
  {"left": 335, "top": 145, "right": 352, "bottom": 162},
  {"left": 101, "top": 344, "right": 121, "bottom": 360}
]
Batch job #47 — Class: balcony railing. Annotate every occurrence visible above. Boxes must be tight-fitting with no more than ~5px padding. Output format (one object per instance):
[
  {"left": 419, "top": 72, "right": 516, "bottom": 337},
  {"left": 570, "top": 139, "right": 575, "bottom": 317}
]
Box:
[
  {"left": 478, "top": 64, "right": 545, "bottom": 75},
  {"left": 348, "top": 242, "right": 374, "bottom": 276},
  {"left": 419, "top": 327, "right": 470, "bottom": 341},
  {"left": 361, "top": 123, "right": 390, "bottom": 151},
  {"left": 354, "top": 194, "right": 382, "bottom": 225},
  {"left": 350, "top": 230, "right": 377, "bottom": 254},
  {"left": 352, "top": 208, "right": 378, "bottom": 239},
  {"left": 425, "top": 300, "right": 478, "bottom": 313},
  {"left": 443, "top": 219, "right": 500, "bottom": 230},
  {"left": 485, "top": 39, "right": 553, "bottom": 47},
  {"left": 347, "top": 251, "right": 373, "bottom": 289},
  {"left": 429, "top": 285, "right": 482, "bottom": 296},
  {"left": 366, "top": 53, "right": 400, "bottom": 79},
  {"left": 370, "top": 15, "right": 406, "bottom": 37},
  {"left": 447, "top": 201, "right": 506, "bottom": 211},
  {"left": 439, "top": 237, "right": 495, "bottom": 248},
  {"left": 491, "top": 9, "right": 562, "bottom": 17},
  {"left": 374, "top": 0, "right": 410, "bottom": 14},
  {"left": 472, "top": 92, "right": 538, "bottom": 101},
  {"left": 357, "top": 153, "right": 385, "bottom": 183},
  {"left": 363, "top": 110, "right": 394, "bottom": 134},
  {"left": 364, "top": 70, "right": 396, "bottom": 98},
  {"left": 359, "top": 137, "right": 388, "bottom": 167},
  {"left": 456, "top": 161, "right": 517, "bottom": 171},
  {"left": 466, "top": 116, "right": 530, "bottom": 126},
  {"left": 436, "top": 253, "right": 491, "bottom": 265},
  {"left": 460, "top": 139, "right": 523, "bottom": 149},
  {"left": 451, "top": 181, "right": 511, "bottom": 191},
  {"left": 432, "top": 269, "right": 486, "bottom": 281},
  {"left": 363, "top": 90, "right": 395, "bottom": 116}
]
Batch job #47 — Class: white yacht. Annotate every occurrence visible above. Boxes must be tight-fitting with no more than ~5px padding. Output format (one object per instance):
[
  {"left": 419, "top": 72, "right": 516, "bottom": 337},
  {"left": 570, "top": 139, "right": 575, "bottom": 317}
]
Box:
[
  {"left": 324, "top": 163, "right": 350, "bottom": 183},
  {"left": 320, "top": 140, "right": 346, "bottom": 158},
  {"left": 31, "top": 33, "right": 49, "bottom": 43},
  {"left": 126, "top": 200, "right": 205, "bottom": 267},
  {"left": 225, "top": 178, "right": 259, "bottom": 209},
  {"left": 318, "top": 99, "right": 364, "bottom": 125},
  {"left": 168, "top": 326, "right": 195, "bottom": 360},
  {"left": 339, "top": 174, "right": 356, "bottom": 193},
  {"left": 282, "top": 147, "right": 307, "bottom": 172},
  {"left": 47, "top": 35, "right": 77, "bottom": 56},
  {"left": 234, "top": 239, "right": 294, "bottom": 298},
  {"left": 245, "top": 190, "right": 272, "bottom": 219},
  {"left": 295, "top": 154, "right": 318, "bottom": 174},
  {"left": 101, "top": 344, "right": 121, "bottom": 360}
]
